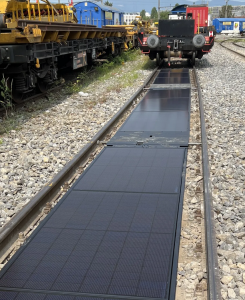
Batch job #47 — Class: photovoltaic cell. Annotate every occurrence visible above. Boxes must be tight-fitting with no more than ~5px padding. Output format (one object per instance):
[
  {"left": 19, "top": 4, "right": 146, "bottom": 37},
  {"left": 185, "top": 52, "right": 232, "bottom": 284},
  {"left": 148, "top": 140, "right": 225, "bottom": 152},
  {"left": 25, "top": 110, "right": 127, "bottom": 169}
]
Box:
[
  {"left": 74, "top": 148, "right": 184, "bottom": 193},
  {"left": 153, "top": 77, "right": 190, "bottom": 84},
  {"left": 118, "top": 111, "right": 188, "bottom": 132},
  {"left": 0, "top": 191, "right": 179, "bottom": 298},
  {"left": 135, "top": 96, "right": 189, "bottom": 112},
  {"left": 138, "top": 89, "right": 190, "bottom": 100}
]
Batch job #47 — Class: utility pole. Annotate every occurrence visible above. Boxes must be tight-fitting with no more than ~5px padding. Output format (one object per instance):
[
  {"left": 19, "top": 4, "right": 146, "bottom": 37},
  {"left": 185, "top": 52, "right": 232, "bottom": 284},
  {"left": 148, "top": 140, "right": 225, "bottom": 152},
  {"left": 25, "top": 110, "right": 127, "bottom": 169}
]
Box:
[
  {"left": 225, "top": 0, "right": 229, "bottom": 18},
  {"left": 158, "top": 0, "right": 160, "bottom": 19}
]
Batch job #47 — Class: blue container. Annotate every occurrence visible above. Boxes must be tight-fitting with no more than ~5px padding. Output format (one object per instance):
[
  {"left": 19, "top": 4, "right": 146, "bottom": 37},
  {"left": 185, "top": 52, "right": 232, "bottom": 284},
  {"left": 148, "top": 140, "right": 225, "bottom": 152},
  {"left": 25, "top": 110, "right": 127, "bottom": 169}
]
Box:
[
  {"left": 74, "top": 1, "right": 124, "bottom": 27},
  {"left": 213, "top": 18, "right": 245, "bottom": 33}
]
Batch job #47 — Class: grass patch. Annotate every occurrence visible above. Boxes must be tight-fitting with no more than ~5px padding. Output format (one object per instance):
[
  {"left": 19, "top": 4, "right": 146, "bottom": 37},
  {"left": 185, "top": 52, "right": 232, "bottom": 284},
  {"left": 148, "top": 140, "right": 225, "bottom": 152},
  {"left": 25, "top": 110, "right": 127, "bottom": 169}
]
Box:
[
  {"left": 65, "top": 49, "right": 153, "bottom": 95},
  {"left": 0, "top": 75, "right": 14, "bottom": 117}
]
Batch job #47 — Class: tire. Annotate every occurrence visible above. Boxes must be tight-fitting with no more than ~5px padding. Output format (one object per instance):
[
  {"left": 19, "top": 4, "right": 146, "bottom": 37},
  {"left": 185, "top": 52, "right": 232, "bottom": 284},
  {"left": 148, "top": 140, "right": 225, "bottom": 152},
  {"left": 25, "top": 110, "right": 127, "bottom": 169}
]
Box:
[
  {"left": 190, "top": 51, "right": 196, "bottom": 66},
  {"left": 156, "top": 53, "right": 160, "bottom": 66},
  {"left": 147, "top": 35, "right": 159, "bottom": 49},
  {"left": 192, "top": 34, "right": 206, "bottom": 48}
]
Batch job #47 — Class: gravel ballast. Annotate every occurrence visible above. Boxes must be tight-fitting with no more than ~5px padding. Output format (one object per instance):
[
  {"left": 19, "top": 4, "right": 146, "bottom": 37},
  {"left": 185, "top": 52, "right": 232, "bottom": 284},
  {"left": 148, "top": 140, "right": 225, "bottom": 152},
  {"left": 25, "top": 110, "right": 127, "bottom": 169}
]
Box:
[
  {"left": 196, "top": 43, "right": 245, "bottom": 300},
  {"left": 0, "top": 54, "right": 154, "bottom": 228}
]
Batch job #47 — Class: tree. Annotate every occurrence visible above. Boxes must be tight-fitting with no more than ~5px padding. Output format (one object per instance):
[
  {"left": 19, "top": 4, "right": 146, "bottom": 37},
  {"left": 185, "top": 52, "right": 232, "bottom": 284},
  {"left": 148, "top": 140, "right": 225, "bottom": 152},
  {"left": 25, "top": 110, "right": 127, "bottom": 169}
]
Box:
[
  {"left": 151, "top": 7, "right": 158, "bottom": 20},
  {"left": 174, "top": 3, "right": 179, "bottom": 7},
  {"left": 104, "top": 1, "right": 113, "bottom": 6},
  {"left": 140, "top": 9, "right": 146, "bottom": 19},
  {"left": 160, "top": 10, "right": 169, "bottom": 20},
  {"left": 219, "top": 5, "right": 234, "bottom": 18}
]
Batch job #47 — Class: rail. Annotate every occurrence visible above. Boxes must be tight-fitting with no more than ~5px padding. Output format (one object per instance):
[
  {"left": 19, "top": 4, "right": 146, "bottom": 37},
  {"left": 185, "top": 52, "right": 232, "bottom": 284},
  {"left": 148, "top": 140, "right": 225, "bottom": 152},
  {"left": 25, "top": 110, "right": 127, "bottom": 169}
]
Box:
[
  {"left": 220, "top": 39, "right": 245, "bottom": 58},
  {"left": 193, "top": 67, "right": 222, "bottom": 300}
]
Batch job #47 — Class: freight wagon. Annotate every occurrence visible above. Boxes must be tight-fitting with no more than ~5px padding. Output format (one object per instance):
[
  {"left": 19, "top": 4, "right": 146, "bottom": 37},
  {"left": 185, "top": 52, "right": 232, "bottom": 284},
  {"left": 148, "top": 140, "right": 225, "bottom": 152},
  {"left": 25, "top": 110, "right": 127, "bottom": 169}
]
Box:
[{"left": 0, "top": 0, "right": 127, "bottom": 103}]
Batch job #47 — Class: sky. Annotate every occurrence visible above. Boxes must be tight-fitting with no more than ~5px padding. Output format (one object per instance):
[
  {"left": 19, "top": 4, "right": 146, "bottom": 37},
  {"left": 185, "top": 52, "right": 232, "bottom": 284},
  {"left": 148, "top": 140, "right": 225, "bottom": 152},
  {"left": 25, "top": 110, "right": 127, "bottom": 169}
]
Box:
[{"left": 58, "top": 0, "right": 245, "bottom": 14}]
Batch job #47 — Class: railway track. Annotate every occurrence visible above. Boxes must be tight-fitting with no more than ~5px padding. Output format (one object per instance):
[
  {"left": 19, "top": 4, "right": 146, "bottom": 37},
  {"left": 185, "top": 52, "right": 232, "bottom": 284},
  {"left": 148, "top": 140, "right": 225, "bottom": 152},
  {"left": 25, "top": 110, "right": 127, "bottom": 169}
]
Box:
[
  {"left": 0, "top": 63, "right": 221, "bottom": 299},
  {"left": 220, "top": 39, "right": 245, "bottom": 58}
]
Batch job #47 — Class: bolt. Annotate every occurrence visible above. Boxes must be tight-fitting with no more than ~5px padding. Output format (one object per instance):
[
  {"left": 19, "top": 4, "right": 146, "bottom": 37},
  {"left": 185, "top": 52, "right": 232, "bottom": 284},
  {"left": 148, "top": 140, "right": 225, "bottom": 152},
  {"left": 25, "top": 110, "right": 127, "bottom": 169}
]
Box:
[
  {"left": 195, "top": 209, "right": 202, "bottom": 218},
  {"left": 63, "top": 182, "right": 69, "bottom": 192},
  {"left": 78, "top": 166, "right": 84, "bottom": 173},
  {"left": 44, "top": 202, "right": 51, "bottom": 214},
  {"left": 15, "top": 232, "right": 25, "bottom": 250}
]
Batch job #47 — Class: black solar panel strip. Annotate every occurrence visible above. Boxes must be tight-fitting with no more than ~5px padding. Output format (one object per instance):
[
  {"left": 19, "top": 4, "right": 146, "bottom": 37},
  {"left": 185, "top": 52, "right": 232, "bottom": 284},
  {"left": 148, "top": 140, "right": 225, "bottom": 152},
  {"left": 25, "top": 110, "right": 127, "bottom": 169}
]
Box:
[
  {"left": 156, "top": 73, "right": 189, "bottom": 78},
  {"left": 153, "top": 77, "right": 190, "bottom": 84},
  {"left": 73, "top": 148, "right": 184, "bottom": 194},
  {"left": 135, "top": 97, "right": 189, "bottom": 112},
  {"left": 118, "top": 111, "right": 188, "bottom": 132},
  {"left": 0, "top": 189, "right": 180, "bottom": 299},
  {"left": 137, "top": 89, "right": 190, "bottom": 100}
]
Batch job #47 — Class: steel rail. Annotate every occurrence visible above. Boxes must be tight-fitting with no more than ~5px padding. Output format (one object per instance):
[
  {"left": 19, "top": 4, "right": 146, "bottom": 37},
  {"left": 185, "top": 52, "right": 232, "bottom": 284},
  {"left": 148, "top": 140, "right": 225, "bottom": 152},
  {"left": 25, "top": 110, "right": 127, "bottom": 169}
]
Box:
[
  {"left": 17, "top": 20, "right": 127, "bottom": 33},
  {"left": 220, "top": 40, "right": 245, "bottom": 58},
  {"left": 0, "top": 66, "right": 158, "bottom": 259},
  {"left": 193, "top": 67, "right": 221, "bottom": 300},
  {"left": 232, "top": 41, "right": 245, "bottom": 48}
]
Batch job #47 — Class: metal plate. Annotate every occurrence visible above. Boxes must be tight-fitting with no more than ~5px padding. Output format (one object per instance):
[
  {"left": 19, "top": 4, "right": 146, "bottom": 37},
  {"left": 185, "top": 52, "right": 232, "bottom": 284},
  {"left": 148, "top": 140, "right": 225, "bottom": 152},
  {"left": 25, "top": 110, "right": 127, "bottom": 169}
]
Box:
[
  {"left": 108, "top": 131, "right": 189, "bottom": 147},
  {"left": 74, "top": 148, "right": 185, "bottom": 193},
  {"left": 158, "top": 69, "right": 189, "bottom": 74},
  {"left": 149, "top": 84, "right": 190, "bottom": 90},
  {"left": 140, "top": 89, "right": 190, "bottom": 99}
]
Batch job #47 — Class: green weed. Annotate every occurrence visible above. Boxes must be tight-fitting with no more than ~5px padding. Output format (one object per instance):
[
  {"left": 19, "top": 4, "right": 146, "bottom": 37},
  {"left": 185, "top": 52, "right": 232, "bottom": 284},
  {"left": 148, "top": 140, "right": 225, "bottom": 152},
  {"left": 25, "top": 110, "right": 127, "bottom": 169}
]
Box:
[{"left": 0, "top": 76, "right": 13, "bottom": 117}]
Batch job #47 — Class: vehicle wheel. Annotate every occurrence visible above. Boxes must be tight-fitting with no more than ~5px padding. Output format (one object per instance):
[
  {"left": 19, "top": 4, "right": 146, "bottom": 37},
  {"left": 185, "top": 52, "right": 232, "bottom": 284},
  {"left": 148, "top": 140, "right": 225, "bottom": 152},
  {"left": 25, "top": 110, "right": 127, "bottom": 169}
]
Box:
[
  {"left": 196, "top": 51, "right": 203, "bottom": 59},
  {"left": 190, "top": 51, "right": 196, "bottom": 66},
  {"left": 156, "top": 53, "right": 161, "bottom": 66}
]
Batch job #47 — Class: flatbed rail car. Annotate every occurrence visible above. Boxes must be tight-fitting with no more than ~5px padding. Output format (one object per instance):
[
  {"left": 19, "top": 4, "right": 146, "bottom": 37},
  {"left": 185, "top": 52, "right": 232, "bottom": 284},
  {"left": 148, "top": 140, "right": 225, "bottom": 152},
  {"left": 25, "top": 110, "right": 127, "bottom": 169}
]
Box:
[
  {"left": 0, "top": 1, "right": 127, "bottom": 103},
  {"left": 139, "top": 19, "right": 214, "bottom": 66},
  {"left": 0, "top": 0, "right": 77, "bottom": 27}
]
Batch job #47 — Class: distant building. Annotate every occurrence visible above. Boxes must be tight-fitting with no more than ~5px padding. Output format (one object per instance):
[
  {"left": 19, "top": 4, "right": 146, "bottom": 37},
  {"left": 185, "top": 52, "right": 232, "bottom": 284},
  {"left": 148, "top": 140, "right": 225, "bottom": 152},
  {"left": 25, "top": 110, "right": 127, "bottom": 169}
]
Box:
[
  {"left": 124, "top": 12, "right": 150, "bottom": 25},
  {"left": 209, "top": 5, "right": 245, "bottom": 20},
  {"left": 124, "top": 13, "right": 139, "bottom": 25}
]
